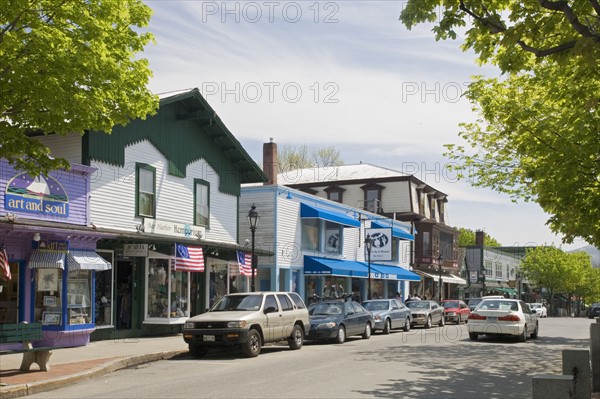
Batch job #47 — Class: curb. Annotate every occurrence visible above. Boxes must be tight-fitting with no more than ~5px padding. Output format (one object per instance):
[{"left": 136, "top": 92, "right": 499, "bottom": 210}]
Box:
[{"left": 0, "top": 350, "right": 187, "bottom": 399}]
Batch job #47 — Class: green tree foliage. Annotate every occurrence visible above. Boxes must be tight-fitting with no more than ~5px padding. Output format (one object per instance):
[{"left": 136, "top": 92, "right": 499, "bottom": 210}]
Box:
[
  {"left": 277, "top": 143, "right": 344, "bottom": 173},
  {"left": 521, "top": 246, "right": 600, "bottom": 305},
  {"left": 0, "top": 0, "right": 158, "bottom": 176},
  {"left": 400, "top": 1, "right": 600, "bottom": 246},
  {"left": 456, "top": 227, "right": 501, "bottom": 247}
]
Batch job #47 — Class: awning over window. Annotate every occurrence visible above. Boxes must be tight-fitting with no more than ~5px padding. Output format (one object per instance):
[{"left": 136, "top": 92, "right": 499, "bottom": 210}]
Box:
[
  {"left": 370, "top": 264, "right": 420, "bottom": 281},
  {"left": 489, "top": 287, "right": 517, "bottom": 296},
  {"left": 441, "top": 274, "right": 467, "bottom": 285},
  {"left": 370, "top": 221, "right": 414, "bottom": 241},
  {"left": 304, "top": 256, "right": 368, "bottom": 277},
  {"left": 68, "top": 250, "right": 112, "bottom": 271},
  {"left": 28, "top": 250, "right": 66, "bottom": 269},
  {"left": 300, "top": 203, "right": 361, "bottom": 228}
]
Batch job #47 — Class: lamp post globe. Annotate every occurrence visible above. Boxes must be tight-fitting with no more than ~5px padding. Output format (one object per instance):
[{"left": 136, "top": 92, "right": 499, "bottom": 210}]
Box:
[
  {"left": 247, "top": 204, "right": 260, "bottom": 292},
  {"left": 365, "top": 234, "right": 373, "bottom": 300}
]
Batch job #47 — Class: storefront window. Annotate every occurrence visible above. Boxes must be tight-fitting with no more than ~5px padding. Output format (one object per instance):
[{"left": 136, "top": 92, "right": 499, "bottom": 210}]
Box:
[
  {"left": 95, "top": 251, "right": 114, "bottom": 327},
  {"left": 34, "top": 268, "right": 62, "bottom": 326},
  {"left": 146, "top": 256, "right": 190, "bottom": 322},
  {"left": 66, "top": 269, "right": 92, "bottom": 325},
  {"left": 0, "top": 262, "right": 19, "bottom": 324},
  {"left": 301, "top": 219, "right": 319, "bottom": 251},
  {"left": 325, "top": 222, "right": 342, "bottom": 254}
]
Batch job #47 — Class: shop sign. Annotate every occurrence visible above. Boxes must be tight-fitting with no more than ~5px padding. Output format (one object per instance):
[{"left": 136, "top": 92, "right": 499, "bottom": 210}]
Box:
[
  {"left": 141, "top": 219, "right": 205, "bottom": 239},
  {"left": 371, "top": 272, "right": 394, "bottom": 280},
  {"left": 38, "top": 240, "right": 69, "bottom": 252},
  {"left": 365, "top": 227, "right": 392, "bottom": 262},
  {"left": 124, "top": 244, "right": 148, "bottom": 257},
  {"left": 4, "top": 173, "right": 69, "bottom": 217}
]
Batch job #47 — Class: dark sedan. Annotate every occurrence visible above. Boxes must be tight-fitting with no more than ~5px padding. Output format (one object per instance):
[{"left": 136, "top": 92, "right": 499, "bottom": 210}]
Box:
[
  {"left": 307, "top": 299, "right": 374, "bottom": 343},
  {"left": 589, "top": 303, "right": 600, "bottom": 319}
]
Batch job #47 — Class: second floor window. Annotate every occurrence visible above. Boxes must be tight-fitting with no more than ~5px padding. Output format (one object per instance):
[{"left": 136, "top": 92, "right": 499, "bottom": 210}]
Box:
[
  {"left": 195, "top": 179, "right": 209, "bottom": 227},
  {"left": 301, "top": 219, "right": 343, "bottom": 254},
  {"left": 495, "top": 263, "right": 503, "bottom": 279},
  {"left": 484, "top": 260, "right": 493, "bottom": 277},
  {"left": 136, "top": 164, "right": 155, "bottom": 218}
]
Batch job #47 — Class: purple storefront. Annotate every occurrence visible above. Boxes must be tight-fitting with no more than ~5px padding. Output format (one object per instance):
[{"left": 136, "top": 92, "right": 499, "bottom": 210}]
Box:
[{"left": 0, "top": 160, "right": 114, "bottom": 348}]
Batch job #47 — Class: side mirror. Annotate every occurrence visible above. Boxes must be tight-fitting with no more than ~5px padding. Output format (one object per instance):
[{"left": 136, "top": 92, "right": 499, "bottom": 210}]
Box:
[{"left": 264, "top": 306, "right": 277, "bottom": 314}]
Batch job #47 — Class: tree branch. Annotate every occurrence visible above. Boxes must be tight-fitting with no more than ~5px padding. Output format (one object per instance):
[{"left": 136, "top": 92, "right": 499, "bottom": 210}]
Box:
[
  {"left": 539, "top": 0, "right": 596, "bottom": 37},
  {"left": 589, "top": 0, "right": 600, "bottom": 17}
]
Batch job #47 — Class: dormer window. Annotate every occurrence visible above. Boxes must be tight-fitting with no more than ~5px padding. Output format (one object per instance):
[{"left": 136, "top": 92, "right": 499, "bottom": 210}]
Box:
[
  {"left": 361, "top": 183, "right": 384, "bottom": 213},
  {"left": 324, "top": 186, "right": 345, "bottom": 203}
]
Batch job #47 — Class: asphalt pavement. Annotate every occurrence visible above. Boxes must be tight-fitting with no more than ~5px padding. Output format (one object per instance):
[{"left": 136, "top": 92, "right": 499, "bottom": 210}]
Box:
[{"left": 0, "top": 334, "right": 188, "bottom": 399}]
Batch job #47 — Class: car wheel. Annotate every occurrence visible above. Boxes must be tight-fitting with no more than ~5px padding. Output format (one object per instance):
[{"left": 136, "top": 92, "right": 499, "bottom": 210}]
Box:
[
  {"left": 288, "top": 324, "right": 304, "bottom": 350},
  {"left": 439, "top": 315, "right": 445, "bottom": 327},
  {"left": 382, "top": 319, "right": 391, "bottom": 335},
  {"left": 469, "top": 333, "right": 478, "bottom": 341},
  {"left": 530, "top": 322, "right": 539, "bottom": 339},
  {"left": 518, "top": 325, "right": 527, "bottom": 342},
  {"left": 241, "top": 329, "right": 262, "bottom": 357},
  {"left": 335, "top": 325, "right": 346, "bottom": 344},
  {"left": 403, "top": 317, "right": 411, "bottom": 332},
  {"left": 189, "top": 344, "right": 208, "bottom": 358},
  {"left": 425, "top": 316, "right": 432, "bottom": 329},
  {"left": 362, "top": 322, "right": 372, "bottom": 339}
]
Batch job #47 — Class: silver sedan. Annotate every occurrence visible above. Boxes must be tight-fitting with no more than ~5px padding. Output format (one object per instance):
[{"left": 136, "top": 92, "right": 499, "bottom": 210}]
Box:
[
  {"left": 406, "top": 300, "right": 445, "bottom": 328},
  {"left": 361, "top": 299, "right": 412, "bottom": 334}
]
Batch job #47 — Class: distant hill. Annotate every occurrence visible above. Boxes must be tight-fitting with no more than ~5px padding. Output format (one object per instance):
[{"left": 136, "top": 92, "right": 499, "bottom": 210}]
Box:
[{"left": 570, "top": 245, "right": 600, "bottom": 268}]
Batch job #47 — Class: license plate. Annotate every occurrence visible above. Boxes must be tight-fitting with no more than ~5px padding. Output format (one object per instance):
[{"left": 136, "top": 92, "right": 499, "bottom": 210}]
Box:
[
  {"left": 487, "top": 317, "right": 497, "bottom": 322},
  {"left": 203, "top": 335, "right": 215, "bottom": 342}
]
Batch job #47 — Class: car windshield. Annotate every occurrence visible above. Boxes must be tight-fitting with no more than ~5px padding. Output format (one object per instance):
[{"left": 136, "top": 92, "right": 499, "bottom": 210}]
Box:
[
  {"left": 478, "top": 300, "right": 518, "bottom": 311},
  {"left": 309, "top": 302, "right": 344, "bottom": 316},
  {"left": 362, "top": 301, "right": 390, "bottom": 311},
  {"left": 407, "top": 301, "right": 430, "bottom": 309},
  {"left": 210, "top": 295, "right": 262, "bottom": 311},
  {"left": 443, "top": 301, "right": 459, "bottom": 309}
]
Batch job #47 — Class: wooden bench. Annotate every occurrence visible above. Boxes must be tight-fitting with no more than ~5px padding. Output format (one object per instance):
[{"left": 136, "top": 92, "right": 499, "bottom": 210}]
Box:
[{"left": 0, "top": 322, "right": 53, "bottom": 371}]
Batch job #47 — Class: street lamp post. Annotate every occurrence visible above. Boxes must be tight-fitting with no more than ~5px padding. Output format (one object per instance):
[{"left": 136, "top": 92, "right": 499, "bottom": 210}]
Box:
[
  {"left": 437, "top": 254, "right": 443, "bottom": 303},
  {"left": 365, "top": 234, "right": 373, "bottom": 300},
  {"left": 247, "top": 204, "right": 260, "bottom": 292}
]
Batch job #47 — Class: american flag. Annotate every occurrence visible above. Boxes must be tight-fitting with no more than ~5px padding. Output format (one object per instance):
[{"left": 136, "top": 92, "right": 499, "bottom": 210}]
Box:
[
  {"left": 0, "top": 241, "right": 11, "bottom": 281},
  {"left": 173, "top": 244, "right": 204, "bottom": 272},
  {"left": 237, "top": 251, "right": 255, "bottom": 277}
]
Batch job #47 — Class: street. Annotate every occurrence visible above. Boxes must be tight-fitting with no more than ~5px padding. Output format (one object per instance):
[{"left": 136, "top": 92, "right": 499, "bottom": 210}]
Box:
[{"left": 30, "top": 318, "right": 593, "bottom": 399}]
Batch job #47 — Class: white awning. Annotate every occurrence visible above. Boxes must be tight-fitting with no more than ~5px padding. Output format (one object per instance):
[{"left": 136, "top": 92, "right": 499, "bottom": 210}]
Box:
[
  {"left": 442, "top": 274, "right": 467, "bottom": 285},
  {"left": 68, "top": 250, "right": 112, "bottom": 271},
  {"left": 28, "top": 250, "right": 66, "bottom": 269}
]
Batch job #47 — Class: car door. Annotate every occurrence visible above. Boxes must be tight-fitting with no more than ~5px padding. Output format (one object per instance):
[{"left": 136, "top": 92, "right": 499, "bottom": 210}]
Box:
[
  {"left": 263, "top": 294, "right": 283, "bottom": 341},
  {"left": 390, "top": 299, "right": 403, "bottom": 329},
  {"left": 431, "top": 302, "right": 441, "bottom": 324},
  {"left": 520, "top": 301, "right": 536, "bottom": 334},
  {"left": 344, "top": 301, "right": 359, "bottom": 335},
  {"left": 352, "top": 302, "right": 370, "bottom": 333},
  {"left": 276, "top": 293, "right": 296, "bottom": 339}
]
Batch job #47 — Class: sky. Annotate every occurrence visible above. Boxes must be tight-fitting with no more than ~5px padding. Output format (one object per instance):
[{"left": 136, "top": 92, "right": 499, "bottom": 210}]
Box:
[{"left": 141, "top": 0, "right": 590, "bottom": 251}]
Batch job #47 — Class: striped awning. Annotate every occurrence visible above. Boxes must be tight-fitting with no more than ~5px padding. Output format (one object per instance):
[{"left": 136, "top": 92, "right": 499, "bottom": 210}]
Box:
[
  {"left": 68, "top": 250, "right": 112, "bottom": 270},
  {"left": 28, "top": 250, "right": 66, "bottom": 269}
]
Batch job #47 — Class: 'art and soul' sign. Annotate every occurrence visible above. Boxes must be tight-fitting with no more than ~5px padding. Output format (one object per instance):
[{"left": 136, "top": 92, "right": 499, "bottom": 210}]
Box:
[{"left": 4, "top": 173, "right": 69, "bottom": 217}]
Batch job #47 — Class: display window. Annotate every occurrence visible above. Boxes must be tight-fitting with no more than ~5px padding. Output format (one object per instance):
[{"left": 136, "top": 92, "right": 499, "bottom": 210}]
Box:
[
  {"left": 95, "top": 250, "right": 114, "bottom": 327},
  {"left": 0, "top": 261, "right": 19, "bottom": 324},
  {"left": 145, "top": 255, "right": 191, "bottom": 324}
]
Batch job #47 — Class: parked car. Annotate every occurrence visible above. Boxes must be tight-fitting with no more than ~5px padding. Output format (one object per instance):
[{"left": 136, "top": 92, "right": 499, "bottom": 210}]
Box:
[
  {"left": 467, "top": 298, "right": 483, "bottom": 312},
  {"left": 406, "top": 300, "right": 445, "bottom": 328},
  {"left": 307, "top": 299, "right": 374, "bottom": 343},
  {"left": 182, "top": 292, "right": 310, "bottom": 358},
  {"left": 467, "top": 298, "right": 538, "bottom": 342},
  {"left": 588, "top": 303, "right": 600, "bottom": 319},
  {"left": 362, "top": 299, "right": 411, "bottom": 334},
  {"left": 441, "top": 299, "right": 470, "bottom": 324},
  {"left": 528, "top": 303, "right": 548, "bottom": 318}
]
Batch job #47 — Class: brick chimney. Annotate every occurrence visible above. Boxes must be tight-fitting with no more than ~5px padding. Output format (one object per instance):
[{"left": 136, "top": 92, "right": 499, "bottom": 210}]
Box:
[
  {"left": 475, "top": 230, "right": 485, "bottom": 247},
  {"left": 263, "top": 138, "right": 277, "bottom": 185}
]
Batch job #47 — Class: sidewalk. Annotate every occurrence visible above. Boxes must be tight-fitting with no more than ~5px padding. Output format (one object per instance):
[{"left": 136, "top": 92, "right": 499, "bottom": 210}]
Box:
[{"left": 0, "top": 334, "right": 188, "bottom": 399}]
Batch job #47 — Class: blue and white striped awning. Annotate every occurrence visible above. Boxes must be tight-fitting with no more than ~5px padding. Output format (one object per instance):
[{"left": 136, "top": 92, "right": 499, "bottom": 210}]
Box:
[
  {"left": 28, "top": 250, "right": 66, "bottom": 269},
  {"left": 68, "top": 250, "right": 112, "bottom": 270}
]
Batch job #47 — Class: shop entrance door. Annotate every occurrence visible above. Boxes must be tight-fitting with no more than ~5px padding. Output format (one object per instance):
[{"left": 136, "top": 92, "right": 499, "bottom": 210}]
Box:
[{"left": 116, "top": 261, "right": 133, "bottom": 329}]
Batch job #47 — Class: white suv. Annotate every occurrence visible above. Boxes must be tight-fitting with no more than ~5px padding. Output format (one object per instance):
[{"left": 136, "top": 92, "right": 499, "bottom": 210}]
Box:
[{"left": 183, "top": 292, "right": 310, "bottom": 358}]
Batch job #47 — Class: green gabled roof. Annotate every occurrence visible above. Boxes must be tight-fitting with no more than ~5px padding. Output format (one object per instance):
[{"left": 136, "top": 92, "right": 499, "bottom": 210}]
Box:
[{"left": 83, "top": 88, "right": 267, "bottom": 196}]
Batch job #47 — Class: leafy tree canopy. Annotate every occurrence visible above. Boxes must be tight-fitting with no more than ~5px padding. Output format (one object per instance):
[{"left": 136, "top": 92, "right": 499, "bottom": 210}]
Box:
[
  {"left": 277, "top": 143, "right": 344, "bottom": 173},
  {"left": 456, "top": 227, "right": 501, "bottom": 247},
  {"left": 400, "top": 1, "right": 600, "bottom": 246},
  {"left": 0, "top": 0, "right": 158, "bottom": 176}
]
